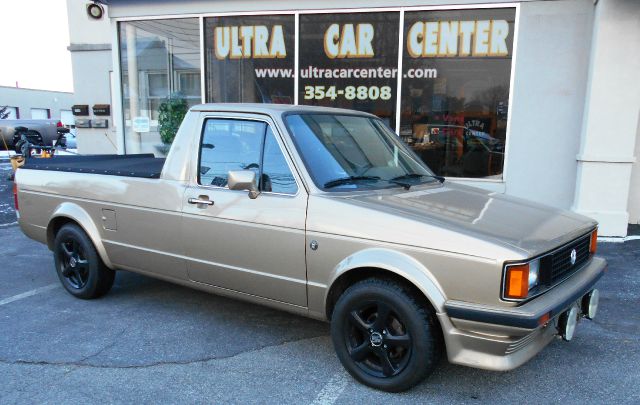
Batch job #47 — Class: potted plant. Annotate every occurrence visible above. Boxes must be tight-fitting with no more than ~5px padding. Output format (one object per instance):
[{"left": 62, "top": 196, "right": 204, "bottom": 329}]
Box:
[{"left": 156, "top": 93, "right": 188, "bottom": 155}]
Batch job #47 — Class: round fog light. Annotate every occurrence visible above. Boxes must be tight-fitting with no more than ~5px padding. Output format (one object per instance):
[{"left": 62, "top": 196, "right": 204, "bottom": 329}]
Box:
[
  {"left": 559, "top": 307, "right": 578, "bottom": 341},
  {"left": 582, "top": 289, "right": 599, "bottom": 320}
]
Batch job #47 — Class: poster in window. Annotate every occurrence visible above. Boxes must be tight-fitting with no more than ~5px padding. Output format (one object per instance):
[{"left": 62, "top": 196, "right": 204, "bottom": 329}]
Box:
[
  {"left": 400, "top": 8, "right": 516, "bottom": 179},
  {"left": 204, "top": 15, "right": 295, "bottom": 104},
  {"left": 298, "top": 12, "right": 400, "bottom": 128}
]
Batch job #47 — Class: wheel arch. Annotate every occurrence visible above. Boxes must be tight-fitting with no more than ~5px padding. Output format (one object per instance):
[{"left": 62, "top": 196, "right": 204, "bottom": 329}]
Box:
[
  {"left": 324, "top": 248, "right": 447, "bottom": 321},
  {"left": 46, "top": 202, "right": 114, "bottom": 269}
]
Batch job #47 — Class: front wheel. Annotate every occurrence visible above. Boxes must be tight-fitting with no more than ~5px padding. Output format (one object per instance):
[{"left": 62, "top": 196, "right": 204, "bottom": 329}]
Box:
[
  {"left": 330, "top": 278, "right": 441, "bottom": 392},
  {"left": 53, "top": 224, "right": 115, "bottom": 299}
]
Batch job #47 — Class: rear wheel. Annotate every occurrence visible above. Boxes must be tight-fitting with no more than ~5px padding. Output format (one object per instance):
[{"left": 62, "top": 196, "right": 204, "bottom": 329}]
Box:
[
  {"left": 330, "top": 278, "right": 441, "bottom": 392},
  {"left": 53, "top": 224, "right": 115, "bottom": 299}
]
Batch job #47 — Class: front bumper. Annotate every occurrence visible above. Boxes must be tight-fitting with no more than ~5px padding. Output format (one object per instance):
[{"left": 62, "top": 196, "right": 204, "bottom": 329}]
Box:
[{"left": 439, "top": 256, "right": 606, "bottom": 371}]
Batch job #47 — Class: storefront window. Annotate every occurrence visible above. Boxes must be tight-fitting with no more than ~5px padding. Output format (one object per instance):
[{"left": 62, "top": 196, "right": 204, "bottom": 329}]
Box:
[
  {"left": 399, "top": 8, "right": 515, "bottom": 179},
  {"left": 204, "top": 15, "right": 295, "bottom": 103},
  {"left": 119, "top": 18, "right": 201, "bottom": 155},
  {"left": 117, "top": 9, "right": 517, "bottom": 180},
  {"left": 298, "top": 12, "right": 400, "bottom": 129}
]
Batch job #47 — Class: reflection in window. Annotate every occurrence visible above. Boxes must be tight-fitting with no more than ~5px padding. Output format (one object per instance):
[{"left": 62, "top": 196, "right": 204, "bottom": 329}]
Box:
[
  {"left": 399, "top": 8, "right": 515, "bottom": 179},
  {"left": 204, "top": 15, "right": 295, "bottom": 103},
  {"left": 199, "top": 119, "right": 265, "bottom": 187},
  {"left": 119, "top": 18, "right": 201, "bottom": 155},
  {"left": 199, "top": 120, "right": 298, "bottom": 194},
  {"left": 262, "top": 127, "right": 297, "bottom": 194},
  {"left": 298, "top": 12, "right": 400, "bottom": 128}
]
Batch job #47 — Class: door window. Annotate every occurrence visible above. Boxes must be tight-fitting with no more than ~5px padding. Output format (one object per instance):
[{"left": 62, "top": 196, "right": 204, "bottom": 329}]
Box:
[
  {"left": 199, "top": 119, "right": 265, "bottom": 187},
  {"left": 199, "top": 119, "right": 298, "bottom": 194},
  {"left": 261, "top": 127, "right": 298, "bottom": 194}
]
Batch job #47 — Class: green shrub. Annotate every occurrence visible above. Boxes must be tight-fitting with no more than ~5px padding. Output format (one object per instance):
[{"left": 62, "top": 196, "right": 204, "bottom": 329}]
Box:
[{"left": 158, "top": 93, "right": 188, "bottom": 145}]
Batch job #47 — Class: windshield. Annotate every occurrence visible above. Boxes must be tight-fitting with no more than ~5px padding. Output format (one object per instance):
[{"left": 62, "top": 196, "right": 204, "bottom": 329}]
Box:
[{"left": 284, "top": 113, "right": 436, "bottom": 191}]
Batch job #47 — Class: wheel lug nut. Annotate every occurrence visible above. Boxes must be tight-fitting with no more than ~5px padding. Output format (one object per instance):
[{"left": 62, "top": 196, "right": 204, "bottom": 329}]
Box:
[
  {"left": 383, "top": 344, "right": 388, "bottom": 349},
  {"left": 382, "top": 330, "right": 386, "bottom": 334}
]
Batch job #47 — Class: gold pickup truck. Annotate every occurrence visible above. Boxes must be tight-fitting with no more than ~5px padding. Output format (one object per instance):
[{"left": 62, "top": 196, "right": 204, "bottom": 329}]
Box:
[{"left": 14, "top": 104, "right": 605, "bottom": 392}]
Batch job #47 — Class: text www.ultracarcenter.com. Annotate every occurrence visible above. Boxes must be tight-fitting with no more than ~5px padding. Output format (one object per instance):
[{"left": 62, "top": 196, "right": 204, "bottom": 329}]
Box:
[{"left": 254, "top": 66, "right": 438, "bottom": 79}]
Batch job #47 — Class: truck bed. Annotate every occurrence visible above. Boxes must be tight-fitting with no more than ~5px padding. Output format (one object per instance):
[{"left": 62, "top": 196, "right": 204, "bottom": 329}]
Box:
[{"left": 22, "top": 154, "right": 165, "bottom": 179}]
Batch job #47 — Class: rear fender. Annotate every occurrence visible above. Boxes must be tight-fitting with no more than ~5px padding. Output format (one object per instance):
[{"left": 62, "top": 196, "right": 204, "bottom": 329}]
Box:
[{"left": 47, "top": 202, "right": 114, "bottom": 269}]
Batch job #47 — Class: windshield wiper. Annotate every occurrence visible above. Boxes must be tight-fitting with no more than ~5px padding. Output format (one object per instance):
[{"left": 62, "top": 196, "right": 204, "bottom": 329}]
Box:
[
  {"left": 323, "top": 176, "right": 381, "bottom": 189},
  {"left": 388, "top": 173, "right": 445, "bottom": 190}
]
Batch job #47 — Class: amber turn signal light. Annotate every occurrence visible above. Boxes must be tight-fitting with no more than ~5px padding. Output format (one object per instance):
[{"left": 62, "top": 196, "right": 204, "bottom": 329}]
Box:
[
  {"left": 505, "top": 264, "right": 529, "bottom": 299},
  {"left": 590, "top": 229, "right": 598, "bottom": 254}
]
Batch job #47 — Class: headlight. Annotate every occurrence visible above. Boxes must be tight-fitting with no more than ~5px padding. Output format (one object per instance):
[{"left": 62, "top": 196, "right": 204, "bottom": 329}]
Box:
[
  {"left": 504, "top": 258, "right": 540, "bottom": 300},
  {"left": 528, "top": 259, "right": 540, "bottom": 289}
]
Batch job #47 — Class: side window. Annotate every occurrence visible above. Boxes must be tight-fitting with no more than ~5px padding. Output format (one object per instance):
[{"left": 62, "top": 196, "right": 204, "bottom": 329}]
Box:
[
  {"left": 199, "top": 119, "right": 266, "bottom": 187},
  {"left": 261, "top": 127, "right": 298, "bottom": 194}
]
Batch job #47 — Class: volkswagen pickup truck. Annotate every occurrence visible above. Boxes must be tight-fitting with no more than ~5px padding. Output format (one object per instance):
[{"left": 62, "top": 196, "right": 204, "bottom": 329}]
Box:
[{"left": 14, "top": 104, "right": 605, "bottom": 392}]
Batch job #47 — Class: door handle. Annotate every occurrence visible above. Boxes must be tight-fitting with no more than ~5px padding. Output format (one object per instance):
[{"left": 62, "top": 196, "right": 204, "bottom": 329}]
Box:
[{"left": 188, "top": 197, "right": 214, "bottom": 206}]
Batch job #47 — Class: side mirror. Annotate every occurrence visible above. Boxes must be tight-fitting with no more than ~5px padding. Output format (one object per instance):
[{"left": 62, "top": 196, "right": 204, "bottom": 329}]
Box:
[{"left": 227, "top": 170, "right": 259, "bottom": 199}]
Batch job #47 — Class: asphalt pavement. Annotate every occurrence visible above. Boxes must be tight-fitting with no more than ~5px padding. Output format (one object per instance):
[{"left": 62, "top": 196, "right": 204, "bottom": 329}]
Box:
[{"left": 0, "top": 161, "right": 639, "bottom": 404}]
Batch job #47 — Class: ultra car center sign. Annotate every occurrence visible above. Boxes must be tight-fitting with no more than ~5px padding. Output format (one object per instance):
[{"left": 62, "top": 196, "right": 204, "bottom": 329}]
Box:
[
  {"left": 212, "top": 20, "right": 510, "bottom": 60},
  {"left": 205, "top": 9, "right": 515, "bottom": 133},
  {"left": 407, "top": 20, "right": 509, "bottom": 57},
  {"left": 214, "top": 25, "right": 287, "bottom": 59}
]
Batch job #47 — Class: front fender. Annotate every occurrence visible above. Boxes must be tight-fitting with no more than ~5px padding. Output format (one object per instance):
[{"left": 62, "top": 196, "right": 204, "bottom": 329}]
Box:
[
  {"left": 326, "top": 248, "right": 447, "bottom": 313},
  {"left": 47, "top": 202, "right": 114, "bottom": 269}
]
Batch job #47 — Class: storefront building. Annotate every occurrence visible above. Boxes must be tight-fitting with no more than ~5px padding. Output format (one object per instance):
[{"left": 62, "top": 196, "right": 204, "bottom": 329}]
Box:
[{"left": 96, "top": 0, "right": 640, "bottom": 237}]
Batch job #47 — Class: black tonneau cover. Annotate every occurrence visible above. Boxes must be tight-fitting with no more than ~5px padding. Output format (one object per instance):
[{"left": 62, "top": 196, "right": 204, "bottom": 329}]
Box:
[{"left": 22, "top": 154, "right": 165, "bottom": 179}]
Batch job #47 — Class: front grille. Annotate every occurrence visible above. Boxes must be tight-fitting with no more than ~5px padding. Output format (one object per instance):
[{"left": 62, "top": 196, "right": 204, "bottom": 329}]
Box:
[{"left": 540, "top": 234, "right": 591, "bottom": 286}]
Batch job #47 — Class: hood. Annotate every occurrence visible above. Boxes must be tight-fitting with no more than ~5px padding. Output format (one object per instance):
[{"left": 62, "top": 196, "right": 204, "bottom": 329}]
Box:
[{"left": 336, "top": 182, "right": 596, "bottom": 257}]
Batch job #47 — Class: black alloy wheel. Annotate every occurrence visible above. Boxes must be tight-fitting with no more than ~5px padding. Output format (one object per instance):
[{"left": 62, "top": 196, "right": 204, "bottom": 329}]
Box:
[
  {"left": 53, "top": 224, "right": 115, "bottom": 299},
  {"left": 331, "top": 278, "right": 441, "bottom": 392},
  {"left": 345, "top": 301, "right": 412, "bottom": 378},
  {"left": 57, "top": 238, "right": 90, "bottom": 289}
]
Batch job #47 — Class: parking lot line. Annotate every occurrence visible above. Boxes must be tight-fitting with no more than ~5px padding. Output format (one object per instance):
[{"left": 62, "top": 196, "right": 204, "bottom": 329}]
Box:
[
  {"left": 311, "top": 372, "right": 349, "bottom": 405},
  {"left": 0, "top": 283, "right": 59, "bottom": 306}
]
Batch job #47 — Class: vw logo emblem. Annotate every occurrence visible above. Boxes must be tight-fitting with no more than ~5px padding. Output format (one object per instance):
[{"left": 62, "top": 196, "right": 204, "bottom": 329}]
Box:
[
  {"left": 69, "top": 257, "right": 77, "bottom": 268},
  {"left": 570, "top": 249, "right": 577, "bottom": 266},
  {"left": 370, "top": 332, "right": 383, "bottom": 347}
]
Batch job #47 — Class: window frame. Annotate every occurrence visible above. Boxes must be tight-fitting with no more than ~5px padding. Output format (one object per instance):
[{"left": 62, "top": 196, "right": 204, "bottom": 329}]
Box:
[{"left": 195, "top": 115, "right": 301, "bottom": 196}]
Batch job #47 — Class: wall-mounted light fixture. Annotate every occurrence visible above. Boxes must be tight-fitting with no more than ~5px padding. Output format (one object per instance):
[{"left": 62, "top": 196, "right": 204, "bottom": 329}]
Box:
[{"left": 87, "top": 2, "right": 105, "bottom": 20}]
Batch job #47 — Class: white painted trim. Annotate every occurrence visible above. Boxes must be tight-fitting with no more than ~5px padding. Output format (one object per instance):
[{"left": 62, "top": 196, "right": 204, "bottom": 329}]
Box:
[
  {"left": 111, "top": 19, "right": 126, "bottom": 155},
  {"left": 448, "top": 176, "right": 505, "bottom": 183},
  {"left": 200, "top": 16, "right": 206, "bottom": 104},
  {"left": 294, "top": 13, "right": 300, "bottom": 105},
  {"left": 577, "top": 154, "right": 637, "bottom": 164},
  {"left": 500, "top": 2, "right": 520, "bottom": 188},
  {"left": 111, "top": 3, "right": 521, "bottom": 21},
  {"left": 394, "top": 10, "right": 405, "bottom": 135},
  {"left": 599, "top": 235, "right": 640, "bottom": 243}
]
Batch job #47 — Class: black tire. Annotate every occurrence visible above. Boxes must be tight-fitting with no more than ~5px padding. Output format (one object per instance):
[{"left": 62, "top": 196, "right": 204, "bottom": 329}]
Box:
[
  {"left": 53, "top": 223, "right": 115, "bottom": 299},
  {"left": 330, "top": 278, "right": 441, "bottom": 392}
]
